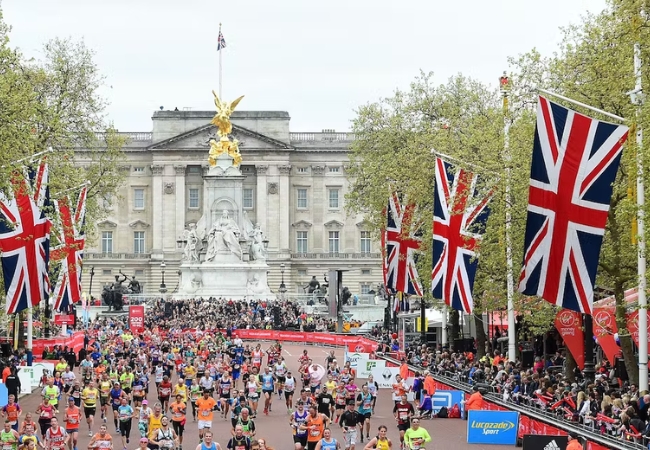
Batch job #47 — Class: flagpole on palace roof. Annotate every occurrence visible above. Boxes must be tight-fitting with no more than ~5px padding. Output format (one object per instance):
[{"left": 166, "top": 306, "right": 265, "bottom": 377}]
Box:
[
  {"left": 218, "top": 23, "right": 223, "bottom": 99},
  {"left": 629, "top": 10, "right": 648, "bottom": 392},
  {"left": 499, "top": 72, "right": 517, "bottom": 362}
]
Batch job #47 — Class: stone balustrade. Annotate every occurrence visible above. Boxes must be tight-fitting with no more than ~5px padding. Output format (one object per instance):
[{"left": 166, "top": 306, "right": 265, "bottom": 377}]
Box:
[
  {"left": 86, "top": 252, "right": 151, "bottom": 260},
  {"left": 290, "top": 252, "right": 380, "bottom": 259},
  {"left": 289, "top": 132, "right": 355, "bottom": 142}
]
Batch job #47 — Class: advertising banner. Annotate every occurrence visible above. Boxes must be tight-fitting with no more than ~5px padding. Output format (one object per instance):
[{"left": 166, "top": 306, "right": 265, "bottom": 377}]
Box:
[
  {"left": 554, "top": 309, "right": 584, "bottom": 369},
  {"left": 54, "top": 314, "right": 75, "bottom": 326},
  {"left": 627, "top": 310, "right": 650, "bottom": 349},
  {"left": 129, "top": 305, "right": 145, "bottom": 334},
  {"left": 522, "top": 435, "right": 568, "bottom": 450},
  {"left": 467, "top": 410, "right": 519, "bottom": 445},
  {"left": 19, "top": 361, "right": 55, "bottom": 388},
  {"left": 431, "top": 390, "right": 464, "bottom": 414},
  {"left": 344, "top": 352, "right": 371, "bottom": 370},
  {"left": 593, "top": 307, "right": 621, "bottom": 364},
  {"left": 357, "top": 359, "right": 385, "bottom": 379},
  {"left": 370, "top": 367, "right": 400, "bottom": 389}
]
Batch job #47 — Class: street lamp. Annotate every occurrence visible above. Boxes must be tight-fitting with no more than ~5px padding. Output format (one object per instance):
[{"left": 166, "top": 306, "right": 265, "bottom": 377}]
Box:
[
  {"left": 159, "top": 260, "right": 167, "bottom": 294},
  {"left": 279, "top": 263, "right": 286, "bottom": 298},
  {"left": 89, "top": 266, "right": 95, "bottom": 302}
]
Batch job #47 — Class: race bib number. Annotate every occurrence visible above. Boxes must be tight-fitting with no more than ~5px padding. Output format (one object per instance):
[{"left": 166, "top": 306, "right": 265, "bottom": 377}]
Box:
[
  {"left": 310, "top": 429, "right": 320, "bottom": 437},
  {"left": 201, "top": 410, "right": 210, "bottom": 417},
  {"left": 4, "top": 444, "right": 14, "bottom": 450}
]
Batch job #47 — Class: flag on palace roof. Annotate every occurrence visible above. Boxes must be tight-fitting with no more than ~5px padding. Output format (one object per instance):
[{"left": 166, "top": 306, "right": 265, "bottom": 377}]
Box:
[
  {"left": 431, "top": 157, "right": 494, "bottom": 314},
  {"left": 0, "top": 159, "right": 52, "bottom": 314},
  {"left": 518, "top": 96, "right": 629, "bottom": 314},
  {"left": 218, "top": 31, "right": 227, "bottom": 51},
  {"left": 51, "top": 186, "right": 87, "bottom": 312},
  {"left": 384, "top": 192, "right": 423, "bottom": 297}
]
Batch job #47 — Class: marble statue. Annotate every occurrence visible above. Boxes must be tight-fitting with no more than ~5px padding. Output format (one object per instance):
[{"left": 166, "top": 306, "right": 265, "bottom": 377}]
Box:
[
  {"left": 205, "top": 210, "right": 243, "bottom": 261},
  {"left": 241, "top": 211, "right": 255, "bottom": 241},
  {"left": 249, "top": 223, "right": 267, "bottom": 262},
  {"left": 182, "top": 225, "right": 201, "bottom": 262}
]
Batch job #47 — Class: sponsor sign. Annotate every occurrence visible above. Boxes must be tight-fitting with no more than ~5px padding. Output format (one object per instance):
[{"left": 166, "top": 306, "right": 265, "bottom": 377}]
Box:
[
  {"left": 431, "top": 390, "right": 465, "bottom": 414},
  {"left": 522, "top": 434, "right": 568, "bottom": 450},
  {"left": 627, "top": 310, "right": 650, "bottom": 349},
  {"left": 20, "top": 362, "right": 55, "bottom": 388},
  {"left": 129, "top": 305, "right": 145, "bottom": 334},
  {"left": 358, "top": 359, "right": 385, "bottom": 379},
  {"left": 593, "top": 307, "right": 621, "bottom": 364},
  {"left": 370, "top": 367, "right": 400, "bottom": 389},
  {"left": 344, "top": 352, "right": 370, "bottom": 369},
  {"left": 54, "top": 314, "right": 75, "bottom": 326},
  {"left": 467, "top": 410, "right": 519, "bottom": 445}
]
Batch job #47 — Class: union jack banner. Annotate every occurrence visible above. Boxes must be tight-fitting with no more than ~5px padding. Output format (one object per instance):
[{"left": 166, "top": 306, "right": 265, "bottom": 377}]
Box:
[
  {"left": 431, "top": 158, "right": 494, "bottom": 314},
  {"left": 0, "top": 160, "right": 51, "bottom": 314},
  {"left": 51, "top": 186, "right": 87, "bottom": 312},
  {"left": 384, "top": 192, "right": 423, "bottom": 296},
  {"left": 217, "top": 30, "right": 227, "bottom": 51},
  {"left": 518, "top": 97, "right": 629, "bottom": 314}
]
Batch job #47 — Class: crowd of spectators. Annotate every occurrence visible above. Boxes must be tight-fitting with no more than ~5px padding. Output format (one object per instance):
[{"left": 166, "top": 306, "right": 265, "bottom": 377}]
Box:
[
  {"left": 399, "top": 339, "right": 650, "bottom": 446},
  {"left": 144, "top": 297, "right": 338, "bottom": 332}
]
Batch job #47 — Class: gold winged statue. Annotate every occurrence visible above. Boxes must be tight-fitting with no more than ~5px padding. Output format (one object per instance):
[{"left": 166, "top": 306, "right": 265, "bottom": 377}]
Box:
[{"left": 208, "top": 91, "right": 245, "bottom": 167}]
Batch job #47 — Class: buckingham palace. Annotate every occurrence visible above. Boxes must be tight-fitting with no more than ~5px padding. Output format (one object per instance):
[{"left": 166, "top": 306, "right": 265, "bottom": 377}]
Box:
[{"left": 77, "top": 108, "right": 383, "bottom": 297}]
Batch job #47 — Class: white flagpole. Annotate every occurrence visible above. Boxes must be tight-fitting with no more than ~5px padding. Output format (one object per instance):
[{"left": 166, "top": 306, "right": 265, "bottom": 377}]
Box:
[
  {"left": 629, "top": 12, "right": 648, "bottom": 392},
  {"left": 500, "top": 73, "right": 517, "bottom": 362},
  {"left": 441, "top": 304, "right": 448, "bottom": 347},
  {"left": 538, "top": 89, "right": 626, "bottom": 123},
  {"left": 219, "top": 23, "right": 223, "bottom": 99}
]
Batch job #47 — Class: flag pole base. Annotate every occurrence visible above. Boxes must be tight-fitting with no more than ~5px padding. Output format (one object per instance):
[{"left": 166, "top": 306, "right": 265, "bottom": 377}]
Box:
[{"left": 26, "top": 350, "right": 33, "bottom": 366}]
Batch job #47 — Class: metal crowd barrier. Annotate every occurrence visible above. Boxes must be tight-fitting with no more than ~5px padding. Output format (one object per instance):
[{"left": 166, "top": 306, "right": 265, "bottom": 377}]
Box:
[{"left": 379, "top": 354, "right": 644, "bottom": 450}]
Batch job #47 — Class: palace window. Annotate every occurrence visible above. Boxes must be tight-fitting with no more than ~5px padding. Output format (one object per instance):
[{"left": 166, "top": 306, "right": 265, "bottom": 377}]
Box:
[
  {"left": 296, "top": 231, "right": 308, "bottom": 253},
  {"left": 133, "top": 231, "right": 145, "bottom": 254},
  {"left": 360, "top": 283, "right": 371, "bottom": 294},
  {"left": 328, "top": 189, "right": 340, "bottom": 209},
  {"left": 297, "top": 167, "right": 309, "bottom": 174},
  {"left": 102, "top": 269, "right": 112, "bottom": 276},
  {"left": 297, "top": 188, "right": 308, "bottom": 209},
  {"left": 360, "top": 231, "right": 371, "bottom": 253},
  {"left": 133, "top": 166, "right": 145, "bottom": 173},
  {"left": 101, "top": 231, "right": 113, "bottom": 254},
  {"left": 328, "top": 231, "right": 340, "bottom": 254},
  {"left": 134, "top": 188, "right": 145, "bottom": 210},
  {"left": 329, "top": 166, "right": 340, "bottom": 173},
  {"left": 189, "top": 188, "right": 200, "bottom": 209},
  {"left": 243, "top": 188, "right": 254, "bottom": 209}
]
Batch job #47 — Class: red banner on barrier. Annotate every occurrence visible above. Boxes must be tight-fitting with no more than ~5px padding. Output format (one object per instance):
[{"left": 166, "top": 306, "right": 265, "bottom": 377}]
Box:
[
  {"left": 229, "top": 329, "right": 379, "bottom": 350},
  {"left": 593, "top": 308, "right": 621, "bottom": 364},
  {"left": 129, "top": 305, "right": 145, "bottom": 334},
  {"left": 554, "top": 309, "right": 585, "bottom": 369}
]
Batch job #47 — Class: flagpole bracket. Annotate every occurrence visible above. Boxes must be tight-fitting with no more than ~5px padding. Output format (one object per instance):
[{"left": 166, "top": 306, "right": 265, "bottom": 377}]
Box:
[{"left": 627, "top": 88, "right": 644, "bottom": 107}]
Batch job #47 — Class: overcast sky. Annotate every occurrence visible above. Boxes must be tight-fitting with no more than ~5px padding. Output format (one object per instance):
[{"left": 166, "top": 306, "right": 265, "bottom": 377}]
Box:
[{"left": 3, "top": 0, "right": 606, "bottom": 133}]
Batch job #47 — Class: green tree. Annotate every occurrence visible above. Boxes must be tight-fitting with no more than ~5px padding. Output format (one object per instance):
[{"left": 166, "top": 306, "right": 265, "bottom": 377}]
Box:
[{"left": 0, "top": 11, "right": 126, "bottom": 344}]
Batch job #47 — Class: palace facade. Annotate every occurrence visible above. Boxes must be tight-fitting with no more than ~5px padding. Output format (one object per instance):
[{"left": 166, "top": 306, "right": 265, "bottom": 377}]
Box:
[{"left": 77, "top": 109, "right": 382, "bottom": 297}]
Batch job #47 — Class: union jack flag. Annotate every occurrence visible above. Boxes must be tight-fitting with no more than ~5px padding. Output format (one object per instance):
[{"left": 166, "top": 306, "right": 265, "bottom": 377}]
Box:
[
  {"left": 384, "top": 192, "right": 423, "bottom": 297},
  {"left": 217, "top": 30, "right": 227, "bottom": 51},
  {"left": 431, "top": 158, "right": 494, "bottom": 314},
  {"left": 518, "top": 97, "right": 629, "bottom": 314},
  {"left": 51, "top": 186, "right": 87, "bottom": 312},
  {"left": 0, "top": 160, "right": 51, "bottom": 314}
]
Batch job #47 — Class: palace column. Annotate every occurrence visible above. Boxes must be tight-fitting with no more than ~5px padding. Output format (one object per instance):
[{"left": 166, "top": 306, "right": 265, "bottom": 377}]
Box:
[
  {"left": 174, "top": 165, "right": 186, "bottom": 244},
  {"left": 278, "top": 164, "right": 291, "bottom": 251},
  {"left": 151, "top": 164, "right": 165, "bottom": 257},
  {"left": 255, "top": 165, "right": 269, "bottom": 236},
  {"left": 311, "top": 165, "right": 326, "bottom": 252}
]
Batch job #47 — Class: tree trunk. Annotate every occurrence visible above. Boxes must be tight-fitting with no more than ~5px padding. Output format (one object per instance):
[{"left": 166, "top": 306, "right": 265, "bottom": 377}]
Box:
[
  {"left": 615, "top": 281, "right": 638, "bottom": 385},
  {"left": 450, "top": 310, "right": 460, "bottom": 350},
  {"left": 474, "top": 310, "right": 487, "bottom": 359},
  {"left": 564, "top": 350, "right": 576, "bottom": 382}
]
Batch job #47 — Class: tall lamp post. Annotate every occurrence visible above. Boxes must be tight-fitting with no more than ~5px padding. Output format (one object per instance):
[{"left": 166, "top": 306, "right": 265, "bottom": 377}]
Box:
[
  {"left": 279, "top": 263, "right": 286, "bottom": 300},
  {"left": 89, "top": 266, "right": 95, "bottom": 303},
  {"left": 159, "top": 261, "right": 167, "bottom": 294}
]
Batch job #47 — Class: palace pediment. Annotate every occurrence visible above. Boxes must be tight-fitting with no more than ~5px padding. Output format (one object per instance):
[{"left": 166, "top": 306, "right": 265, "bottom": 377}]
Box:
[{"left": 148, "top": 124, "right": 293, "bottom": 152}]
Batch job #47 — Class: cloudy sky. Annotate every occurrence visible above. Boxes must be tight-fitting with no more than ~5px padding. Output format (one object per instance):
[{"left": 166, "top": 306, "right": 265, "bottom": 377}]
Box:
[{"left": 3, "top": 0, "right": 606, "bottom": 133}]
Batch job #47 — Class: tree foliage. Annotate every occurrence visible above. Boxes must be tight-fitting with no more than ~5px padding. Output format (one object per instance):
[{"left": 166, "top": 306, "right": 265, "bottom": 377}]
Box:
[
  {"left": 346, "top": 0, "right": 650, "bottom": 383},
  {"left": 0, "top": 10, "right": 126, "bottom": 335}
]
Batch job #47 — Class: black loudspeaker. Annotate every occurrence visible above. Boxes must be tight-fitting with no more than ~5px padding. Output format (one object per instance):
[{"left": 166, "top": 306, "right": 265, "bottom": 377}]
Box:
[
  {"left": 521, "top": 350, "right": 535, "bottom": 369},
  {"left": 164, "top": 302, "right": 173, "bottom": 318},
  {"left": 475, "top": 383, "right": 492, "bottom": 395},
  {"left": 615, "top": 358, "right": 628, "bottom": 381},
  {"left": 1, "top": 343, "right": 12, "bottom": 357}
]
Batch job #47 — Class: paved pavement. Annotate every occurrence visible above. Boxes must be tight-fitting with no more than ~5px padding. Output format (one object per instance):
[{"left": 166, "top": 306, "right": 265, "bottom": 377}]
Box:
[{"left": 17, "top": 342, "right": 514, "bottom": 450}]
